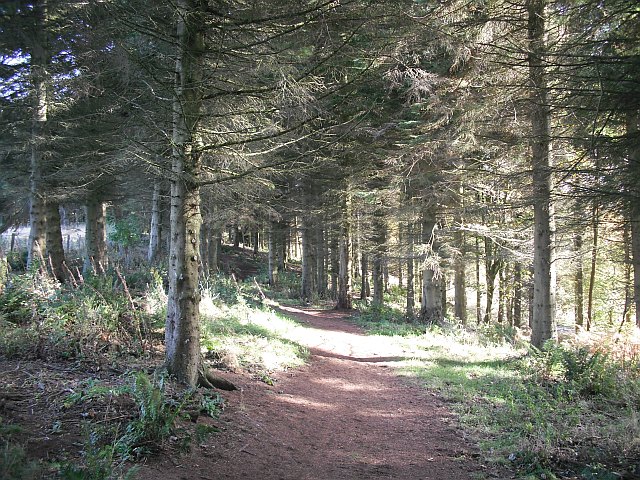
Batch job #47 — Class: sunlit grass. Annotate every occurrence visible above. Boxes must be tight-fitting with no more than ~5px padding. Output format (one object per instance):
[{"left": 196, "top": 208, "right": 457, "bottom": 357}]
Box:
[
  {"left": 355, "top": 313, "right": 640, "bottom": 479},
  {"left": 199, "top": 283, "right": 308, "bottom": 376}
]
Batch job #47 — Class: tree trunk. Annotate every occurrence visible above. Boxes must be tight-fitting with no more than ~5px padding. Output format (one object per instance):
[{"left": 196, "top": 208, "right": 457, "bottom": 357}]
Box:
[
  {"left": 587, "top": 203, "right": 598, "bottom": 331},
  {"left": 300, "top": 217, "right": 315, "bottom": 301},
  {"left": 475, "top": 236, "right": 482, "bottom": 325},
  {"left": 330, "top": 234, "right": 338, "bottom": 299},
  {"left": 268, "top": 224, "right": 277, "bottom": 285},
  {"left": 528, "top": 0, "right": 557, "bottom": 348},
  {"left": 621, "top": 222, "right": 632, "bottom": 329},
  {"left": 165, "top": 0, "right": 206, "bottom": 387},
  {"left": 148, "top": 181, "right": 162, "bottom": 263},
  {"left": 513, "top": 262, "right": 523, "bottom": 328},
  {"left": 372, "top": 212, "right": 386, "bottom": 306},
  {"left": 627, "top": 111, "right": 640, "bottom": 328},
  {"left": 632, "top": 211, "right": 640, "bottom": 329},
  {"left": 27, "top": 0, "right": 48, "bottom": 270},
  {"left": 316, "top": 226, "right": 326, "bottom": 297},
  {"left": 84, "top": 196, "right": 108, "bottom": 275},
  {"left": 419, "top": 214, "right": 442, "bottom": 324},
  {"left": 252, "top": 231, "right": 259, "bottom": 255},
  {"left": 45, "top": 201, "right": 65, "bottom": 283},
  {"left": 453, "top": 242, "right": 467, "bottom": 324},
  {"left": 336, "top": 190, "right": 352, "bottom": 309},
  {"left": 406, "top": 221, "right": 415, "bottom": 319},
  {"left": 574, "top": 233, "right": 584, "bottom": 331},
  {"left": 208, "top": 230, "right": 220, "bottom": 274},
  {"left": 360, "top": 252, "right": 370, "bottom": 300}
]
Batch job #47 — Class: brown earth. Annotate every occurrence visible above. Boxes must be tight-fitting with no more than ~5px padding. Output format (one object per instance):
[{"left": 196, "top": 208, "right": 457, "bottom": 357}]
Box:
[{"left": 138, "top": 306, "right": 510, "bottom": 480}]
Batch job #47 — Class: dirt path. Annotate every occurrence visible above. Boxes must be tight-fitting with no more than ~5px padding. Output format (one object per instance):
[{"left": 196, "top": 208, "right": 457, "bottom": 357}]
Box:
[{"left": 139, "top": 307, "right": 499, "bottom": 480}]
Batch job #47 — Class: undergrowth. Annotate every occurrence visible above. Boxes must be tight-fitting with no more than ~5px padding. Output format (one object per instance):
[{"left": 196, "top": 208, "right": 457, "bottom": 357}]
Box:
[
  {"left": 356, "top": 313, "right": 640, "bottom": 480},
  {"left": 199, "top": 276, "right": 308, "bottom": 378}
]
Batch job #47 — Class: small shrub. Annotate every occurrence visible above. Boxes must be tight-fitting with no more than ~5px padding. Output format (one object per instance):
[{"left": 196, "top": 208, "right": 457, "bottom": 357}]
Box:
[
  {"left": 0, "top": 440, "right": 41, "bottom": 480},
  {"left": 116, "top": 372, "right": 185, "bottom": 459}
]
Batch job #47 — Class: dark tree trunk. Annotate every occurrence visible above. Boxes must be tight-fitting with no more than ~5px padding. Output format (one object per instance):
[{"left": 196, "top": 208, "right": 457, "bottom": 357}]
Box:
[
  {"left": 406, "top": 221, "right": 415, "bottom": 319},
  {"left": 45, "top": 201, "right": 65, "bottom": 282},
  {"left": 336, "top": 191, "right": 352, "bottom": 309},
  {"left": 84, "top": 196, "right": 108, "bottom": 275},
  {"left": 148, "top": 181, "right": 162, "bottom": 263},
  {"left": 574, "top": 233, "right": 584, "bottom": 330},
  {"left": 360, "top": 252, "right": 370, "bottom": 301}
]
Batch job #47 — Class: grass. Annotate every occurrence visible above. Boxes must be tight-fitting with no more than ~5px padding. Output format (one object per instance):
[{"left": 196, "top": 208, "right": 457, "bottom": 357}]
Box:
[
  {"left": 354, "top": 307, "right": 640, "bottom": 480},
  {"left": 199, "top": 277, "right": 309, "bottom": 377}
]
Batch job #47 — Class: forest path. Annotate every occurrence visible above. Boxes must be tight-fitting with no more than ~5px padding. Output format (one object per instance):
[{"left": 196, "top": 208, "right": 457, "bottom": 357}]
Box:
[{"left": 139, "top": 306, "right": 499, "bottom": 480}]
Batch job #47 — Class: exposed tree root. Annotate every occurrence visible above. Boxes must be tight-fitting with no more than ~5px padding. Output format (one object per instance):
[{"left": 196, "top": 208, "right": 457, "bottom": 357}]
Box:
[{"left": 197, "top": 367, "right": 238, "bottom": 391}]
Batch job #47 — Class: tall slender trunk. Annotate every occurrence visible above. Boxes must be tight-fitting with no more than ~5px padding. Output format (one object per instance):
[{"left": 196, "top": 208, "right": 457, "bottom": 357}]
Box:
[
  {"left": 45, "top": 201, "right": 65, "bottom": 282},
  {"left": 398, "top": 226, "right": 403, "bottom": 288},
  {"left": 300, "top": 217, "right": 315, "bottom": 301},
  {"left": 372, "top": 212, "right": 386, "bottom": 306},
  {"left": 165, "top": 0, "right": 206, "bottom": 387},
  {"left": 84, "top": 196, "right": 108, "bottom": 275},
  {"left": 360, "top": 253, "right": 370, "bottom": 300},
  {"left": 627, "top": 110, "right": 640, "bottom": 329},
  {"left": 475, "top": 236, "right": 482, "bottom": 324},
  {"left": 336, "top": 190, "right": 352, "bottom": 309},
  {"left": 268, "top": 224, "right": 277, "bottom": 285},
  {"left": 574, "top": 233, "right": 584, "bottom": 330},
  {"left": 148, "top": 181, "right": 162, "bottom": 263},
  {"left": 330, "top": 234, "right": 338, "bottom": 299},
  {"left": 316, "top": 226, "right": 326, "bottom": 297},
  {"left": 497, "top": 265, "right": 508, "bottom": 324},
  {"left": 513, "top": 262, "right": 523, "bottom": 328},
  {"left": 587, "top": 204, "right": 598, "bottom": 331},
  {"left": 406, "top": 221, "right": 415, "bottom": 318},
  {"left": 27, "top": 0, "right": 48, "bottom": 270},
  {"left": 208, "top": 230, "right": 220, "bottom": 274},
  {"left": 252, "top": 231, "right": 259, "bottom": 255},
  {"left": 453, "top": 221, "right": 467, "bottom": 324},
  {"left": 621, "top": 223, "right": 632, "bottom": 329},
  {"left": 528, "top": 0, "right": 556, "bottom": 348}
]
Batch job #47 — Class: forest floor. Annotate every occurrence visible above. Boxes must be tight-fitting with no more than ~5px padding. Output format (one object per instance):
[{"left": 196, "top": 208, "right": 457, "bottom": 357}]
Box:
[{"left": 137, "top": 305, "right": 510, "bottom": 480}]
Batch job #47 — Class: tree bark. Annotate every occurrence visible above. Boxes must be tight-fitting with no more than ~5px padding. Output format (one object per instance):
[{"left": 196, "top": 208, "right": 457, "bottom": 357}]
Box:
[
  {"left": 316, "top": 226, "right": 326, "bottom": 297},
  {"left": 453, "top": 230, "right": 467, "bottom": 325},
  {"left": 406, "top": 221, "right": 415, "bottom": 319},
  {"left": 336, "top": 190, "right": 352, "bottom": 309},
  {"left": 165, "top": 0, "right": 206, "bottom": 387},
  {"left": 528, "top": 0, "right": 557, "bottom": 348},
  {"left": 372, "top": 212, "right": 386, "bottom": 306},
  {"left": 300, "top": 217, "right": 315, "bottom": 301},
  {"left": 574, "top": 233, "right": 584, "bottom": 330},
  {"left": 268, "top": 224, "right": 277, "bottom": 285},
  {"left": 587, "top": 203, "right": 598, "bottom": 331},
  {"left": 148, "top": 181, "right": 162, "bottom": 263},
  {"left": 84, "top": 196, "right": 108, "bottom": 275},
  {"left": 513, "top": 262, "right": 523, "bottom": 328},
  {"left": 45, "top": 201, "right": 65, "bottom": 283},
  {"left": 27, "top": 0, "right": 48, "bottom": 270},
  {"left": 626, "top": 109, "right": 640, "bottom": 329},
  {"left": 475, "top": 235, "right": 482, "bottom": 325},
  {"left": 360, "top": 252, "right": 370, "bottom": 300},
  {"left": 419, "top": 214, "right": 442, "bottom": 324}
]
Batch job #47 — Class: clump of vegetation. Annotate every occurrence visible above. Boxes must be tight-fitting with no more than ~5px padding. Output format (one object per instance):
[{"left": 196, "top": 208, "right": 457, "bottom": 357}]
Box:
[
  {"left": 355, "top": 313, "right": 640, "bottom": 479},
  {"left": 0, "top": 269, "right": 156, "bottom": 360},
  {"left": 200, "top": 276, "right": 308, "bottom": 378}
]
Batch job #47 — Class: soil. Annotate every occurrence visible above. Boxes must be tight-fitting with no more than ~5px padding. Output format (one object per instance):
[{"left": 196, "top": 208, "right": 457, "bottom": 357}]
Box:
[{"left": 137, "top": 305, "right": 509, "bottom": 480}]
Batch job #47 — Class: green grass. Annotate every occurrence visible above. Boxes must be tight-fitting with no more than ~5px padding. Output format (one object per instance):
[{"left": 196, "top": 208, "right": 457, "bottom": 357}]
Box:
[
  {"left": 355, "top": 315, "right": 640, "bottom": 479},
  {"left": 199, "top": 280, "right": 309, "bottom": 377}
]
